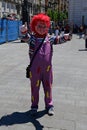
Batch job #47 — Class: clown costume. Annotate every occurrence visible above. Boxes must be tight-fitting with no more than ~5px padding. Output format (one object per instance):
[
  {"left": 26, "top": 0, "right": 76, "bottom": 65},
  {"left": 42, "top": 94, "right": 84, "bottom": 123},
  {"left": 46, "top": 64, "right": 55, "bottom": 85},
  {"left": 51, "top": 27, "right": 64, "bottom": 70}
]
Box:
[{"left": 20, "top": 13, "right": 68, "bottom": 116}]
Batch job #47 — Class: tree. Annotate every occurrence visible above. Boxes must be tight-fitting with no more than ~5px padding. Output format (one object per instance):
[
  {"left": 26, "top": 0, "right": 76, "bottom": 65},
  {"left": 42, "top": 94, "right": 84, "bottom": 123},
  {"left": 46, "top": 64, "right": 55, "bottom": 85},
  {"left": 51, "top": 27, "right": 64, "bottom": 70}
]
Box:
[
  {"left": 47, "top": 9, "right": 53, "bottom": 20},
  {"left": 59, "top": 11, "right": 68, "bottom": 22},
  {"left": 53, "top": 10, "right": 58, "bottom": 22},
  {"left": 47, "top": 9, "right": 68, "bottom": 24},
  {"left": 47, "top": 9, "right": 58, "bottom": 22}
]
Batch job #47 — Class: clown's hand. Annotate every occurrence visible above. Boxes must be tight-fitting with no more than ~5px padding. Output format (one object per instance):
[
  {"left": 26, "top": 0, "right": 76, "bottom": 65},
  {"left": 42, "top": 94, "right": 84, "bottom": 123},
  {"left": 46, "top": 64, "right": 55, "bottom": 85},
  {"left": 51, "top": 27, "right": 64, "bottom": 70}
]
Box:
[
  {"left": 20, "top": 22, "right": 30, "bottom": 42},
  {"left": 20, "top": 24, "right": 28, "bottom": 35}
]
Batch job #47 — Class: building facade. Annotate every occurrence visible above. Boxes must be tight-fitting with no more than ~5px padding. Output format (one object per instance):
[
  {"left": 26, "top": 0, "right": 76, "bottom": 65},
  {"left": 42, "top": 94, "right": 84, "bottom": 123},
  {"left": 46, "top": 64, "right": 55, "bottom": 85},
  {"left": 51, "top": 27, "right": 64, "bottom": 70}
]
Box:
[
  {"left": 0, "top": 0, "right": 22, "bottom": 19},
  {"left": 46, "top": 0, "right": 69, "bottom": 12},
  {"left": 0, "top": 0, "right": 45, "bottom": 20},
  {"left": 68, "top": 0, "right": 87, "bottom": 26},
  {"left": 59, "top": 0, "right": 69, "bottom": 12}
]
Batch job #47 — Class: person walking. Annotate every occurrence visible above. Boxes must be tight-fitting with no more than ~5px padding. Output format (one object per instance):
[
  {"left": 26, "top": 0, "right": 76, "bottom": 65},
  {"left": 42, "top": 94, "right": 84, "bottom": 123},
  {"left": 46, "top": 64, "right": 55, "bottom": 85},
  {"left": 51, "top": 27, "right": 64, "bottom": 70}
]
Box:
[
  {"left": 55, "top": 25, "right": 60, "bottom": 37},
  {"left": 84, "top": 27, "right": 87, "bottom": 49}
]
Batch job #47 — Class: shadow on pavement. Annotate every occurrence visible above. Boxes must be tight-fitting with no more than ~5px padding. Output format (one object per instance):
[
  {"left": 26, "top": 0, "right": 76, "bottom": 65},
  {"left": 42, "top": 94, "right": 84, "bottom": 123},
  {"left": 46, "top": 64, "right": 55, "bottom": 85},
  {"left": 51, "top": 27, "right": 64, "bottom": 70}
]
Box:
[{"left": 0, "top": 110, "right": 47, "bottom": 130}]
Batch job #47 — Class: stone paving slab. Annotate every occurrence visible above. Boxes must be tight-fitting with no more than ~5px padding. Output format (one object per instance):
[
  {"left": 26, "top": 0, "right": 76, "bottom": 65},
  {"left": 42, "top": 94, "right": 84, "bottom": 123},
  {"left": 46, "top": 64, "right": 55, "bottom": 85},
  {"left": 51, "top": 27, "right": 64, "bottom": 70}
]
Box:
[{"left": 0, "top": 35, "right": 87, "bottom": 130}]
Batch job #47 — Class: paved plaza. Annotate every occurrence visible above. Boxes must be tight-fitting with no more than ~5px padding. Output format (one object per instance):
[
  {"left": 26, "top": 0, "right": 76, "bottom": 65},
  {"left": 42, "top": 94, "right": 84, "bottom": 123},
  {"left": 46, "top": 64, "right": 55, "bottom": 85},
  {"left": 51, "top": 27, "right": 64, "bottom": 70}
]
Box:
[{"left": 0, "top": 35, "right": 87, "bottom": 130}]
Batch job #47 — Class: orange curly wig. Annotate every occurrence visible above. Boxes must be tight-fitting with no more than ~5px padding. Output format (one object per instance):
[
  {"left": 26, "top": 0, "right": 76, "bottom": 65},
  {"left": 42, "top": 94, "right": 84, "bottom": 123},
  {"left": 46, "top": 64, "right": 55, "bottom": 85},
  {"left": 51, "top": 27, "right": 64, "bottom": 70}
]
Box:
[{"left": 30, "top": 13, "right": 50, "bottom": 35}]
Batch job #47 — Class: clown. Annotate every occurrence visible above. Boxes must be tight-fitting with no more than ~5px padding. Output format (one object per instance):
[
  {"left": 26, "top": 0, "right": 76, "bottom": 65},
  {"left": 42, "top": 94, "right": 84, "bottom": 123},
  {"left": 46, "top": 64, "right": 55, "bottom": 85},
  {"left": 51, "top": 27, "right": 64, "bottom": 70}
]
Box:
[{"left": 20, "top": 13, "right": 65, "bottom": 116}]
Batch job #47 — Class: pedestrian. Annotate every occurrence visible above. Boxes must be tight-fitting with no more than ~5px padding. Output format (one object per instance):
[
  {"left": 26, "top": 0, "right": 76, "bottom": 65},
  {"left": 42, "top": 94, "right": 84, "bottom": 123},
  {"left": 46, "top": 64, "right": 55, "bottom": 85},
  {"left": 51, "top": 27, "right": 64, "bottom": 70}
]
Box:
[
  {"left": 79, "top": 25, "right": 84, "bottom": 38},
  {"left": 20, "top": 13, "right": 67, "bottom": 116},
  {"left": 55, "top": 25, "right": 60, "bottom": 37},
  {"left": 84, "top": 27, "right": 87, "bottom": 49},
  {"left": 60, "top": 26, "right": 66, "bottom": 42}
]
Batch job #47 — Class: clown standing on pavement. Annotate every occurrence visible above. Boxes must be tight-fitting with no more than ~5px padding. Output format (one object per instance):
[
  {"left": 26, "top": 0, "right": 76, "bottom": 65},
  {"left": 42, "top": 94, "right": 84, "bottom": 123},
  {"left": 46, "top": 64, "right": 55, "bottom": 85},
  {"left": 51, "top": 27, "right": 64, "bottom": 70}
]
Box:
[{"left": 20, "top": 13, "right": 67, "bottom": 116}]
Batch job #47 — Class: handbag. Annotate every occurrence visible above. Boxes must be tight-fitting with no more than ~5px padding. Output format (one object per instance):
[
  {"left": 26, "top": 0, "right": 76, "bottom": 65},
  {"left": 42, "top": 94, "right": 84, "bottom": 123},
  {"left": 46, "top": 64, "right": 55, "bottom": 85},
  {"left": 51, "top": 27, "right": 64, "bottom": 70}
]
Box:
[{"left": 26, "top": 37, "right": 45, "bottom": 78}]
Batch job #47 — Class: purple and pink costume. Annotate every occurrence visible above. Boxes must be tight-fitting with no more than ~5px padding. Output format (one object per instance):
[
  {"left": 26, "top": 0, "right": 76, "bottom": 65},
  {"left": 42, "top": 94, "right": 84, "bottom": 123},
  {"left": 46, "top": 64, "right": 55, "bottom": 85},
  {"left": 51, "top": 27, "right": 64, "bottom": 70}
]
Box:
[{"left": 28, "top": 35, "right": 58, "bottom": 109}]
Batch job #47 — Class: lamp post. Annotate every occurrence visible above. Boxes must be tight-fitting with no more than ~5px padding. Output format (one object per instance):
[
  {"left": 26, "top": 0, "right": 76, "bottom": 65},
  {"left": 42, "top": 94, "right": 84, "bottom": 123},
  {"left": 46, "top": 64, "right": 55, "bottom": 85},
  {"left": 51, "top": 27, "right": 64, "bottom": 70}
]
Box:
[
  {"left": 22, "top": 0, "right": 28, "bottom": 24},
  {"left": 22, "top": 0, "right": 31, "bottom": 33},
  {"left": 45, "top": 0, "right": 48, "bottom": 13},
  {"left": 22, "top": 0, "right": 30, "bottom": 24}
]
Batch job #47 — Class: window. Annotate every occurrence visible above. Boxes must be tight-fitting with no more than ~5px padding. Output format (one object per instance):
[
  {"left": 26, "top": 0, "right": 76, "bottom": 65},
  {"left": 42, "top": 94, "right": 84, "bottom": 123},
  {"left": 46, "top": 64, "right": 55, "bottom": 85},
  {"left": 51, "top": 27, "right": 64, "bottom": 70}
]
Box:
[
  {"left": 2, "top": 2, "right": 5, "bottom": 7},
  {"left": 7, "top": 3, "right": 10, "bottom": 8},
  {"left": 2, "top": 2, "right": 6, "bottom": 11}
]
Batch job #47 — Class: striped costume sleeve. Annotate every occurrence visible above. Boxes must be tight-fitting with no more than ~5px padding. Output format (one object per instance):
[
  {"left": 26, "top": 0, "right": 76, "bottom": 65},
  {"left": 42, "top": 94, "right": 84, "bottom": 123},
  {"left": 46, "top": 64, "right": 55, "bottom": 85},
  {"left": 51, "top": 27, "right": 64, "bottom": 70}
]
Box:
[{"left": 28, "top": 35, "right": 36, "bottom": 59}]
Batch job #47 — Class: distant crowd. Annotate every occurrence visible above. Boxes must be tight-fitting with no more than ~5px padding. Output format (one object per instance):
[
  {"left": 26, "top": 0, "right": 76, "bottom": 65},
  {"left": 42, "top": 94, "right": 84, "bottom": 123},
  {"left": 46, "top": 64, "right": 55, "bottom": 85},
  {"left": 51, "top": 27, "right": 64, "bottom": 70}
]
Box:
[
  {"left": 49, "top": 24, "right": 71, "bottom": 36},
  {"left": 49, "top": 23, "right": 87, "bottom": 39}
]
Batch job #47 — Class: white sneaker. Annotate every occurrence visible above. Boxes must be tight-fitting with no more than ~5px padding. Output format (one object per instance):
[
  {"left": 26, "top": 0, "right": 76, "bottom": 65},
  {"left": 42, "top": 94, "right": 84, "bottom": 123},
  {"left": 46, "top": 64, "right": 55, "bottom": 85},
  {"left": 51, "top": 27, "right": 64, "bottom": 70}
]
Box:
[{"left": 48, "top": 107, "right": 54, "bottom": 116}]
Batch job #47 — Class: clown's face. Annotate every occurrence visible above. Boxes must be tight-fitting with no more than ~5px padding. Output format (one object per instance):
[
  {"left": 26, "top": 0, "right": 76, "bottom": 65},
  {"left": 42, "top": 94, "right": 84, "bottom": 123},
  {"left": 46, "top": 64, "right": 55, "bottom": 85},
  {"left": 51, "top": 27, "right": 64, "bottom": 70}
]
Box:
[{"left": 35, "top": 21, "right": 49, "bottom": 36}]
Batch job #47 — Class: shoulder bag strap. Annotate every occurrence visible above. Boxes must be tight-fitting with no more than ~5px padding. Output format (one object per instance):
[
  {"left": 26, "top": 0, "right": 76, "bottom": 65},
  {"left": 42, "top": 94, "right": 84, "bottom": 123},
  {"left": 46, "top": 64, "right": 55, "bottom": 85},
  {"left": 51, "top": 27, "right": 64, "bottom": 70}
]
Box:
[{"left": 29, "top": 37, "right": 45, "bottom": 68}]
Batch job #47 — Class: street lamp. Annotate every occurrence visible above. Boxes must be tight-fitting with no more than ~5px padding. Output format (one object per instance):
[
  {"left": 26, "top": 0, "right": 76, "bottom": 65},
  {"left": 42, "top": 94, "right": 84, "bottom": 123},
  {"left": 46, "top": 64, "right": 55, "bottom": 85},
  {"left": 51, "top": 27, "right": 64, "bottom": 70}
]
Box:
[
  {"left": 22, "top": 0, "right": 28, "bottom": 24},
  {"left": 22, "top": 0, "right": 30, "bottom": 24}
]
